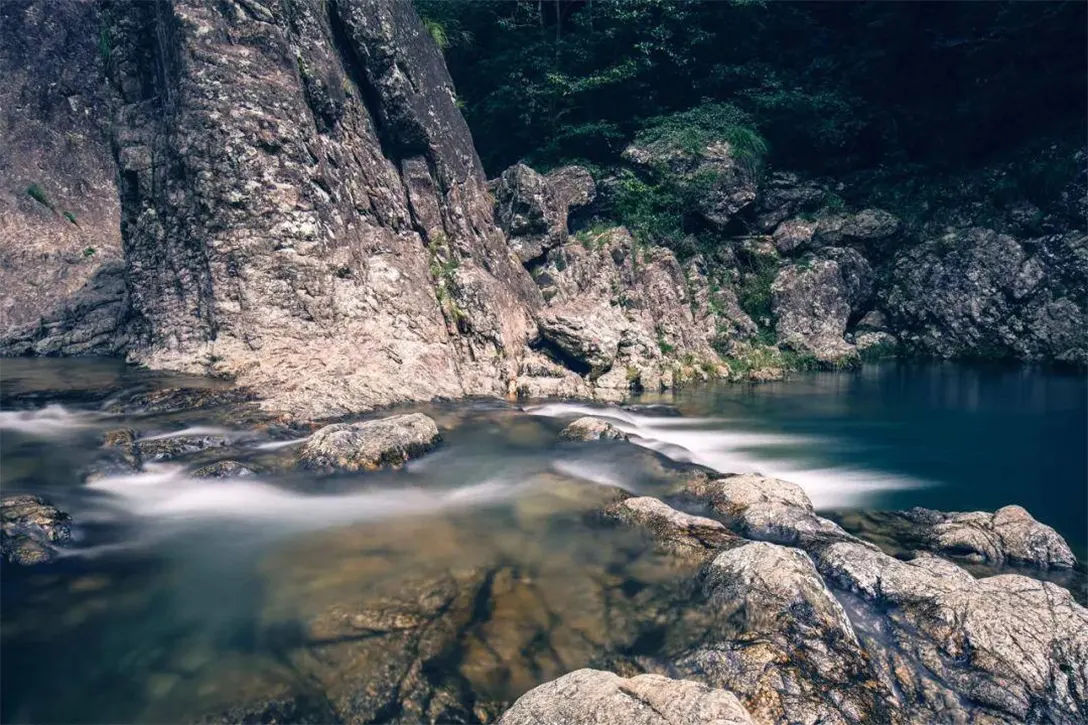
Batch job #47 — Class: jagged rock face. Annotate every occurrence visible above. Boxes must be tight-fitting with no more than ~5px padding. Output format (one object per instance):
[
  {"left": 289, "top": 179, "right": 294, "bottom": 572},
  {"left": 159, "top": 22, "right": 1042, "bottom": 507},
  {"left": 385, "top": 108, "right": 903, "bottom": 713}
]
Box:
[
  {"left": 0, "top": 0, "right": 124, "bottom": 345},
  {"left": 524, "top": 227, "right": 742, "bottom": 392},
  {"left": 497, "top": 669, "right": 757, "bottom": 725},
  {"left": 4, "top": 0, "right": 544, "bottom": 419},
  {"left": 677, "top": 542, "right": 898, "bottom": 725},
  {"left": 883, "top": 228, "right": 1088, "bottom": 363},
  {"left": 491, "top": 163, "right": 596, "bottom": 264},
  {"left": 817, "top": 542, "right": 1088, "bottom": 724},
  {"left": 771, "top": 259, "right": 861, "bottom": 367}
]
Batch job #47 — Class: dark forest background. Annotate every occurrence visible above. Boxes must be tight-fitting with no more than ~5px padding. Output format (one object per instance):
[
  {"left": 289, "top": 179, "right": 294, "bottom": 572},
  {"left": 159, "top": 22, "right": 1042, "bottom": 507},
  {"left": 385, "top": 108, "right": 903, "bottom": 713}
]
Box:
[{"left": 416, "top": 0, "right": 1087, "bottom": 179}]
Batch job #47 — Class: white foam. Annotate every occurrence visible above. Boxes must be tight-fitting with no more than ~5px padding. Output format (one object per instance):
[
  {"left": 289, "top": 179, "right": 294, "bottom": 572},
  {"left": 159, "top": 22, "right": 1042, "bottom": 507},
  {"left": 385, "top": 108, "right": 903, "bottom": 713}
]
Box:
[
  {"left": 85, "top": 463, "right": 522, "bottom": 528},
  {"left": 142, "top": 426, "right": 232, "bottom": 441},
  {"left": 0, "top": 405, "right": 101, "bottom": 437},
  {"left": 528, "top": 401, "right": 929, "bottom": 508},
  {"left": 252, "top": 436, "right": 310, "bottom": 450}
]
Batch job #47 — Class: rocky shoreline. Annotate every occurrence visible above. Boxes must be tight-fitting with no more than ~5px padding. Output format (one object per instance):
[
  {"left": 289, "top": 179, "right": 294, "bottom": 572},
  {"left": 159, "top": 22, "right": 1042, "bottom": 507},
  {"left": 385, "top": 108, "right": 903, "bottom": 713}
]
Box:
[{"left": 3, "top": 405, "right": 1084, "bottom": 724}]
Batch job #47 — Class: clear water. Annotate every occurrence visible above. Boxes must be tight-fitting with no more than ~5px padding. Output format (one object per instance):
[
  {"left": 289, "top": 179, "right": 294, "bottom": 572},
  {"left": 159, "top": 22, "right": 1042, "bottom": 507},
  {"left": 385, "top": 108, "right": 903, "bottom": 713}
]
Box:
[{"left": 1, "top": 358, "right": 1084, "bottom": 723}]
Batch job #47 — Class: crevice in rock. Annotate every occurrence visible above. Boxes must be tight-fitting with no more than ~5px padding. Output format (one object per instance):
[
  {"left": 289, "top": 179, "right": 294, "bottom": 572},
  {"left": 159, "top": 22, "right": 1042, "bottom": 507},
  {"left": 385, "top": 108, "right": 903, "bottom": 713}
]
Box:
[{"left": 530, "top": 336, "right": 592, "bottom": 376}]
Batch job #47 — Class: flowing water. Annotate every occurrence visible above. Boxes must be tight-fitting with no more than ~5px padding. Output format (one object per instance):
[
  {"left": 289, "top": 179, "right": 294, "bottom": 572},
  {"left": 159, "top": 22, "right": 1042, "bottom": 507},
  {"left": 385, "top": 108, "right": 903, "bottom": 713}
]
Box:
[{"left": 1, "top": 358, "right": 1085, "bottom": 723}]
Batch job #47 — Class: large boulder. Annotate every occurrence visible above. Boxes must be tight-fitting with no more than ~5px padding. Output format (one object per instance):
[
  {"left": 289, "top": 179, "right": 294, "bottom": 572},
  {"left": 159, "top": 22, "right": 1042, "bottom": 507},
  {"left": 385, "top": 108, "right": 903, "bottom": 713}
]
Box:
[
  {"left": 491, "top": 163, "right": 597, "bottom": 265},
  {"left": 817, "top": 541, "right": 1088, "bottom": 724},
  {"left": 816, "top": 209, "right": 901, "bottom": 246},
  {"left": 297, "top": 413, "right": 441, "bottom": 472},
  {"left": 872, "top": 505, "right": 1077, "bottom": 570},
  {"left": 1, "top": 494, "right": 72, "bottom": 565},
  {"left": 497, "top": 669, "right": 757, "bottom": 725},
  {"left": 753, "top": 172, "right": 828, "bottom": 232},
  {"left": 883, "top": 228, "right": 1088, "bottom": 363},
  {"left": 771, "top": 260, "right": 860, "bottom": 367},
  {"left": 559, "top": 416, "right": 630, "bottom": 441},
  {"left": 676, "top": 542, "right": 898, "bottom": 724}
]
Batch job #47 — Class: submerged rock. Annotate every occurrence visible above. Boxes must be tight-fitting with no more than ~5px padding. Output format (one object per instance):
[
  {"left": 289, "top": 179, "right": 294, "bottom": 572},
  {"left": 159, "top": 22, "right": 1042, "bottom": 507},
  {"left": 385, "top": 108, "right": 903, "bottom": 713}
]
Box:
[
  {"left": 559, "top": 416, "right": 630, "bottom": 441},
  {"left": 297, "top": 413, "right": 441, "bottom": 472},
  {"left": 192, "top": 460, "right": 257, "bottom": 479},
  {"left": 1, "top": 494, "right": 72, "bottom": 565},
  {"left": 497, "top": 668, "right": 757, "bottom": 725},
  {"left": 139, "top": 433, "right": 230, "bottom": 462}
]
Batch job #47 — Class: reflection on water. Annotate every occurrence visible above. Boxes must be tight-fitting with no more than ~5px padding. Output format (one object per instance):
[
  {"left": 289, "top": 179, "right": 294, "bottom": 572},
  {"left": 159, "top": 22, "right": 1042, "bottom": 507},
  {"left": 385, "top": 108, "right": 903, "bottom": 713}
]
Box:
[{"left": 1, "top": 358, "right": 1085, "bottom": 722}]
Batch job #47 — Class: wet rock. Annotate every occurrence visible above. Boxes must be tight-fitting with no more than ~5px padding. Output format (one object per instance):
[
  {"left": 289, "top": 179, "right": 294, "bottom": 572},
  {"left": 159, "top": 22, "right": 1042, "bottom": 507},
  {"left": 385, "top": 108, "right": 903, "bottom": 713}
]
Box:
[
  {"left": 192, "top": 461, "right": 257, "bottom": 479},
  {"left": 297, "top": 413, "right": 441, "bottom": 472},
  {"left": 138, "top": 434, "right": 230, "bottom": 463},
  {"left": 103, "top": 387, "right": 256, "bottom": 415},
  {"left": 199, "top": 695, "right": 341, "bottom": 724},
  {"left": 497, "top": 668, "right": 757, "bottom": 725},
  {"left": 559, "top": 416, "right": 630, "bottom": 442},
  {"left": 601, "top": 496, "right": 739, "bottom": 558},
  {"left": 883, "top": 228, "right": 1088, "bottom": 363},
  {"left": 82, "top": 427, "right": 143, "bottom": 480},
  {"left": 816, "top": 541, "right": 1088, "bottom": 724},
  {"left": 682, "top": 473, "right": 864, "bottom": 550},
  {"left": 1, "top": 494, "right": 72, "bottom": 565},
  {"left": 771, "top": 259, "right": 861, "bottom": 368},
  {"left": 676, "top": 542, "right": 897, "bottom": 725},
  {"left": 889, "top": 505, "right": 1076, "bottom": 569}
]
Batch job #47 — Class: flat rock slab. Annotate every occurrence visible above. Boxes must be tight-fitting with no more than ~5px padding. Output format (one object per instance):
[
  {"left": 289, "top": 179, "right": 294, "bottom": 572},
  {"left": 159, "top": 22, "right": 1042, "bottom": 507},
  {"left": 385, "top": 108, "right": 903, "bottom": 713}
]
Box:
[{"left": 297, "top": 413, "right": 441, "bottom": 472}]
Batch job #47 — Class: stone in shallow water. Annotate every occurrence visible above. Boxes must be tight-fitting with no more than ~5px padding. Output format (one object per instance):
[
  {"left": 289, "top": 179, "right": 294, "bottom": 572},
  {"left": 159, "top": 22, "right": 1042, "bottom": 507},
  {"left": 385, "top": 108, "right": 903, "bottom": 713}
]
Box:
[
  {"left": 559, "top": 416, "right": 629, "bottom": 442},
  {"left": 497, "top": 668, "right": 756, "bottom": 725},
  {"left": 601, "top": 496, "right": 739, "bottom": 559},
  {"left": 138, "top": 434, "right": 231, "bottom": 462},
  {"left": 192, "top": 460, "right": 257, "bottom": 479},
  {"left": 1, "top": 494, "right": 71, "bottom": 565},
  {"left": 296, "top": 413, "right": 441, "bottom": 472}
]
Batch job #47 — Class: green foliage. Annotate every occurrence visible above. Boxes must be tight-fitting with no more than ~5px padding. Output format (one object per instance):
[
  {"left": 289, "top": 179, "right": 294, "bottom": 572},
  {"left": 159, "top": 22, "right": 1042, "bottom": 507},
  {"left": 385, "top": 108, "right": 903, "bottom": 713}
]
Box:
[
  {"left": 82, "top": 246, "right": 96, "bottom": 257},
  {"left": 735, "top": 256, "right": 780, "bottom": 332},
  {"left": 637, "top": 103, "right": 767, "bottom": 168},
  {"left": 64, "top": 211, "right": 78, "bottom": 225},
  {"left": 428, "top": 238, "right": 466, "bottom": 325},
  {"left": 26, "top": 184, "right": 53, "bottom": 211},
  {"left": 422, "top": 18, "right": 449, "bottom": 51}
]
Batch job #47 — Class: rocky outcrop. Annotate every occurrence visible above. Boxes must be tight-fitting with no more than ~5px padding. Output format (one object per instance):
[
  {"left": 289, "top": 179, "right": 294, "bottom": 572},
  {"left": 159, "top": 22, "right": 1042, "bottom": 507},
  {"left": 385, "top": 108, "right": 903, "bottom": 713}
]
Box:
[
  {"left": 847, "top": 505, "right": 1077, "bottom": 570},
  {"left": 497, "top": 669, "right": 757, "bottom": 725},
  {"left": 491, "top": 163, "right": 596, "bottom": 264},
  {"left": 883, "top": 228, "right": 1087, "bottom": 363},
  {"left": 3, "top": 0, "right": 544, "bottom": 419},
  {"left": 817, "top": 542, "right": 1088, "bottom": 724},
  {"left": 1, "top": 494, "right": 72, "bottom": 565},
  {"left": 297, "top": 412, "right": 440, "bottom": 471},
  {"left": 522, "top": 227, "right": 746, "bottom": 395},
  {"left": 559, "top": 416, "right": 630, "bottom": 441},
  {"left": 676, "top": 542, "right": 898, "bottom": 725},
  {"left": 0, "top": 0, "right": 124, "bottom": 340},
  {"left": 771, "top": 259, "right": 861, "bottom": 367}
]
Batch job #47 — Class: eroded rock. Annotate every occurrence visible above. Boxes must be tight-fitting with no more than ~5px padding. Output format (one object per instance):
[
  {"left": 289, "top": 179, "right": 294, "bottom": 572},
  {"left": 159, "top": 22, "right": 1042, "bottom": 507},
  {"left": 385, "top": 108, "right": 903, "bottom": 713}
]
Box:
[
  {"left": 559, "top": 416, "right": 630, "bottom": 442},
  {"left": 297, "top": 413, "right": 441, "bottom": 472},
  {"left": 601, "top": 496, "right": 739, "bottom": 558},
  {"left": 497, "top": 668, "right": 757, "bottom": 725}
]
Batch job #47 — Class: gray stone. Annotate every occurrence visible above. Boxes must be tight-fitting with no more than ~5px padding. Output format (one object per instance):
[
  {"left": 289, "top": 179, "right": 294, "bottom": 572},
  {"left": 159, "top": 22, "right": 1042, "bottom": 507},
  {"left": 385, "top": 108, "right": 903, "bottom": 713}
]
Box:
[
  {"left": 192, "top": 460, "right": 257, "bottom": 479},
  {"left": 1, "top": 495, "right": 72, "bottom": 565},
  {"left": 297, "top": 413, "right": 440, "bottom": 472},
  {"left": 772, "top": 218, "right": 817, "bottom": 253},
  {"left": 559, "top": 416, "right": 630, "bottom": 441},
  {"left": 493, "top": 163, "right": 569, "bottom": 264},
  {"left": 497, "top": 669, "right": 757, "bottom": 725},
  {"left": 771, "top": 260, "right": 860, "bottom": 368},
  {"left": 601, "top": 496, "right": 739, "bottom": 557}
]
